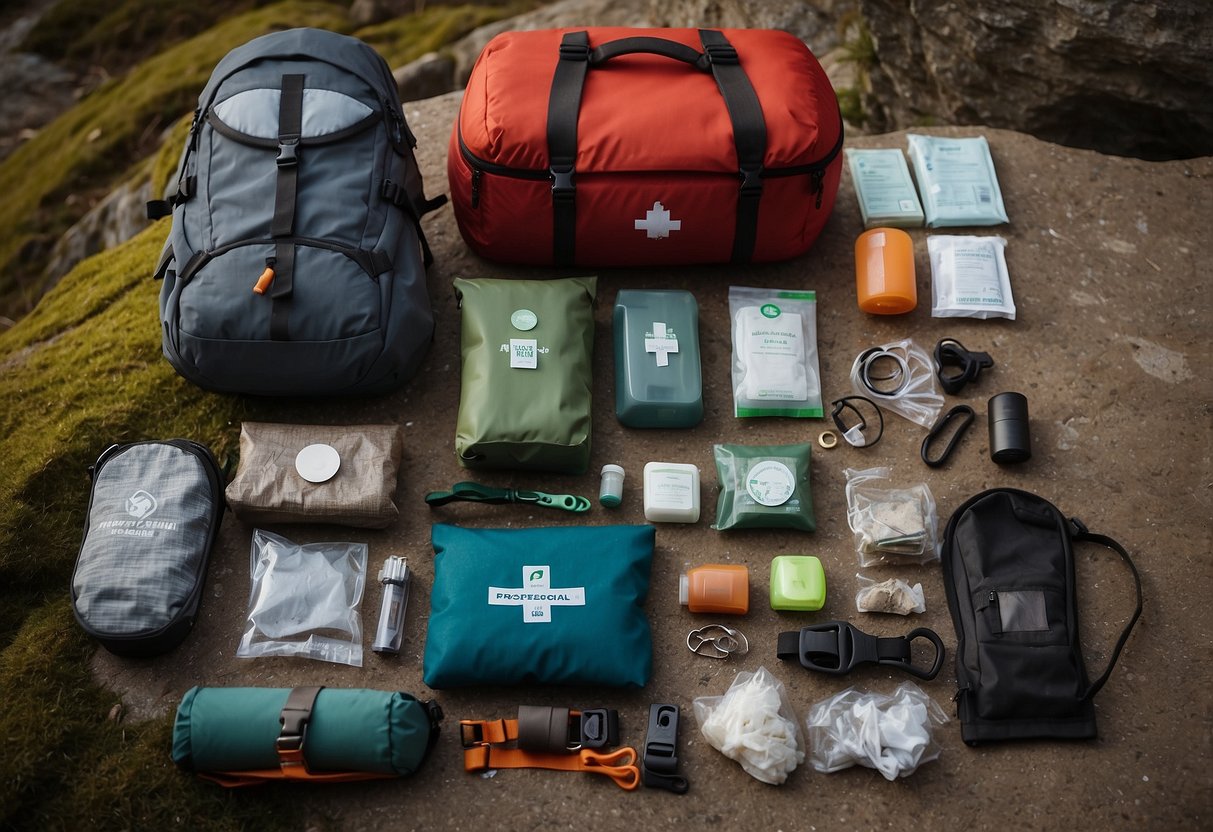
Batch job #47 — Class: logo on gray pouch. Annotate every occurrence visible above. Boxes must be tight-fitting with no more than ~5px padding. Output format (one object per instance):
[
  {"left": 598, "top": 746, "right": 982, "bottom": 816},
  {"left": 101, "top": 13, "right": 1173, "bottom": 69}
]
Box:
[{"left": 126, "top": 490, "right": 158, "bottom": 520}]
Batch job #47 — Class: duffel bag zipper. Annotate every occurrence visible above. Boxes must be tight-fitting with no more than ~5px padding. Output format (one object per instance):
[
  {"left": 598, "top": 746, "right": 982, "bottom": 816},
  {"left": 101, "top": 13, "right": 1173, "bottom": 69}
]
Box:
[
  {"left": 458, "top": 119, "right": 844, "bottom": 209},
  {"left": 179, "top": 236, "right": 380, "bottom": 284}
]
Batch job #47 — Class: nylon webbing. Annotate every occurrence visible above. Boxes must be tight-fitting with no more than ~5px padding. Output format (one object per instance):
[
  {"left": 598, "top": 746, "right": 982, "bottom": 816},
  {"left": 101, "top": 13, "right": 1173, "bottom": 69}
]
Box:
[
  {"left": 1074, "top": 530, "right": 1144, "bottom": 701},
  {"left": 698, "top": 29, "right": 767, "bottom": 264},
  {"left": 269, "top": 74, "right": 304, "bottom": 340},
  {"left": 546, "top": 31, "right": 590, "bottom": 266}
]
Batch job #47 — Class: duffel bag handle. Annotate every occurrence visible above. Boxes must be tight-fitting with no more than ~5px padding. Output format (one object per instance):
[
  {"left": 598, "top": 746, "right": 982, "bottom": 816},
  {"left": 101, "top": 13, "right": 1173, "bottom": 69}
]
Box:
[
  {"left": 588, "top": 37, "right": 711, "bottom": 71},
  {"left": 547, "top": 29, "right": 767, "bottom": 266}
]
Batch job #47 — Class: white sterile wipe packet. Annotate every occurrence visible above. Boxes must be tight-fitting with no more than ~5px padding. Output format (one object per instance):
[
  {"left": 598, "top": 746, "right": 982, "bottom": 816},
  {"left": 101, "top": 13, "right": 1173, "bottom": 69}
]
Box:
[
  {"left": 729, "top": 286, "right": 823, "bottom": 418},
  {"left": 906, "top": 134, "right": 1009, "bottom": 227},
  {"left": 929, "top": 235, "right": 1016, "bottom": 320}
]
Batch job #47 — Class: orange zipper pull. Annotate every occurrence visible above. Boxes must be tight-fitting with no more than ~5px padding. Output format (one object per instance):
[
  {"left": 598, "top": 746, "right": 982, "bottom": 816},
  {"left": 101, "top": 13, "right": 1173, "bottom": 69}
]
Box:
[{"left": 253, "top": 263, "right": 275, "bottom": 294}]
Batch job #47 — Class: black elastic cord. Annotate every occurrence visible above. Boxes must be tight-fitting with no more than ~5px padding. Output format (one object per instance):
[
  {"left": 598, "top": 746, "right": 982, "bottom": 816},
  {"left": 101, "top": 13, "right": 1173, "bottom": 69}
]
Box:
[
  {"left": 1073, "top": 528, "right": 1144, "bottom": 701},
  {"left": 921, "top": 404, "right": 975, "bottom": 467},
  {"left": 830, "top": 396, "right": 884, "bottom": 448},
  {"left": 934, "top": 338, "right": 994, "bottom": 395}
]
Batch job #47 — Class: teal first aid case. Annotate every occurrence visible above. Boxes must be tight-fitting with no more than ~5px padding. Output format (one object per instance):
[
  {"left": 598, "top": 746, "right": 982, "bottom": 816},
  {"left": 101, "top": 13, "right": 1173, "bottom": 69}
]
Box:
[
  {"left": 423, "top": 524, "right": 655, "bottom": 688},
  {"left": 613, "top": 290, "right": 703, "bottom": 428}
]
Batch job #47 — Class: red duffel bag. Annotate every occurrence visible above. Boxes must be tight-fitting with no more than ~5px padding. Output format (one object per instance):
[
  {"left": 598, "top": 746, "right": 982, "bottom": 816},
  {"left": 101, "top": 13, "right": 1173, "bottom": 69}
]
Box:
[{"left": 449, "top": 28, "right": 843, "bottom": 267}]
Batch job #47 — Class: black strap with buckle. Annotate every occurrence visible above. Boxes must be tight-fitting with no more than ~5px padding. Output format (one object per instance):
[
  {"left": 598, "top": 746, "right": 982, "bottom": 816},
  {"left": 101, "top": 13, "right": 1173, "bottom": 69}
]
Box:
[
  {"left": 934, "top": 338, "right": 995, "bottom": 395},
  {"left": 776, "top": 621, "right": 944, "bottom": 680},
  {"left": 641, "top": 703, "right": 688, "bottom": 794},
  {"left": 277, "top": 685, "right": 324, "bottom": 762}
]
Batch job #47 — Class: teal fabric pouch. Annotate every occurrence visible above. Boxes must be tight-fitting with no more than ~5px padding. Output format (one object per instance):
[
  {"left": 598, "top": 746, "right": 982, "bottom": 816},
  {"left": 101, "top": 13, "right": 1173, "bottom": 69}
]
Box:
[{"left": 424, "top": 524, "right": 655, "bottom": 688}]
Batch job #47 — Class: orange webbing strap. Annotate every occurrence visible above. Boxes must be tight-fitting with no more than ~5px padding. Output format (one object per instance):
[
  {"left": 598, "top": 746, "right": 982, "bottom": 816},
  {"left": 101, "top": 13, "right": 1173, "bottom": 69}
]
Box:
[
  {"left": 460, "top": 719, "right": 640, "bottom": 791},
  {"left": 198, "top": 769, "right": 395, "bottom": 788}
]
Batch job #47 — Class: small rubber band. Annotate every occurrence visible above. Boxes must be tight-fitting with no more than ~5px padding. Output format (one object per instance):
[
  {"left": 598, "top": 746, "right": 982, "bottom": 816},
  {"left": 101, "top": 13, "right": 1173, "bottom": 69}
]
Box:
[{"left": 859, "top": 348, "right": 911, "bottom": 397}]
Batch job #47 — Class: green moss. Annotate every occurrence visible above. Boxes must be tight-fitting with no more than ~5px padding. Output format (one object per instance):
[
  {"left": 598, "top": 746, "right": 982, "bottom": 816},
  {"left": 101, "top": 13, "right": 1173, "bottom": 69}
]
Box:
[
  {"left": 355, "top": 1, "right": 538, "bottom": 68},
  {"left": 0, "top": 0, "right": 352, "bottom": 318},
  {"left": 837, "top": 86, "right": 868, "bottom": 128}
]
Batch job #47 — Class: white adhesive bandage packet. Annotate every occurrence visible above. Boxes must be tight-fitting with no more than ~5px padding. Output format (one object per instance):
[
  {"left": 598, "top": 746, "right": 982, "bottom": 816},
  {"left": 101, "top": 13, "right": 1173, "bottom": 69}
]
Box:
[
  {"left": 906, "top": 134, "right": 1009, "bottom": 227},
  {"left": 846, "top": 148, "right": 924, "bottom": 228},
  {"left": 729, "top": 286, "right": 823, "bottom": 418},
  {"left": 929, "top": 235, "right": 1015, "bottom": 320}
]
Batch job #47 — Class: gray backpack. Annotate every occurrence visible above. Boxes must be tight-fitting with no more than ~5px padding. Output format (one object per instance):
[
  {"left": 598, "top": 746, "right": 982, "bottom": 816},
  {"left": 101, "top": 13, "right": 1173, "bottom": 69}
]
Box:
[{"left": 150, "top": 28, "right": 444, "bottom": 396}]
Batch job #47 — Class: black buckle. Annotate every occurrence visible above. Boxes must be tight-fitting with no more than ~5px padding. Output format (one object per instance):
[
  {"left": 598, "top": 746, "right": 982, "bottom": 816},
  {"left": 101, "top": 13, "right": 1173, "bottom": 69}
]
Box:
[
  {"left": 934, "top": 337, "right": 994, "bottom": 395},
  {"left": 704, "top": 42, "right": 738, "bottom": 65},
  {"left": 739, "top": 165, "right": 764, "bottom": 195},
  {"left": 550, "top": 164, "right": 575, "bottom": 198},
  {"left": 641, "top": 704, "right": 689, "bottom": 794},
  {"left": 459, "top": 722, "right": 485, "bottom": 748},
  {"left": 579, "top": 708, "right": 619, "bottom": 749},
  {"left": 780, "top": 621, "right": 944, "bottom": 680},
  {"left": 276, "top": 138, "right": 299, "bottom": 167},
  {"left": 559, "top": 41, "right": 590, "bottom": 61}
]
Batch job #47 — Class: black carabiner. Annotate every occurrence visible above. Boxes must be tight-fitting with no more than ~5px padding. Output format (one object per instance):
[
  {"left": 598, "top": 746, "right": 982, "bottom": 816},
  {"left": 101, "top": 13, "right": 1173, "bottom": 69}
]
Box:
[
  {"left": 921, "top": 404, "right": 975, "bottom": 468},
  {"left": 934, "top": 338, "right": 994, "bottom": 395}
]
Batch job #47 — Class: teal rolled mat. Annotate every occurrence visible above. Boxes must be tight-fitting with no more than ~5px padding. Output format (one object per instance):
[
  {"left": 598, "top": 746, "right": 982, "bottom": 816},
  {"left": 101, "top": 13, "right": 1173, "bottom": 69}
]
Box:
[{"left": 172, "top": 687, "right": 438, "bottom": 775}]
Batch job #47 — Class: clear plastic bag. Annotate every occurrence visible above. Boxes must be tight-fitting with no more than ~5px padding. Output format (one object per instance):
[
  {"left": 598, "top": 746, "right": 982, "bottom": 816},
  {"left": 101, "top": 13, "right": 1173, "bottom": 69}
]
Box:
[
  {"left": 729, "top": 286, "right": 823, "bottom": 418},
  {"left": 855, "top": 573, "right": 926, "bottom": 615},
  {"left": 849, "top": 338, "right": 943, "bottom": 428},
  {"left": 237, "top": 529, "right": 367, "bottom": 666},
  {"left": 806, "top": 682, "right": 948, "bottom": 780},
  {"left": 693, "top": 666, "right": 805, "bottom": 784},
  {"left": 845, "top": 467, "right": 940, "bottom": 566}
]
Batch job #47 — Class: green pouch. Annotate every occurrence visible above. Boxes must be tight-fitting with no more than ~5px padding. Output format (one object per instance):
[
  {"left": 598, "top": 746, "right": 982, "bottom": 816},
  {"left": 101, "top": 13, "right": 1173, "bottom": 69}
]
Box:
[
  {"left": 713, "top": 443, "right": 816, "bottom": 531},
  {"left": 171, "top": 687, "right": 439, "bottom": 778},
  {"left": 423, "top": 523, "right": 654, "bottom": 688},
  {"left": 453, "top": 276, "right": 596, "bottom": 474}
]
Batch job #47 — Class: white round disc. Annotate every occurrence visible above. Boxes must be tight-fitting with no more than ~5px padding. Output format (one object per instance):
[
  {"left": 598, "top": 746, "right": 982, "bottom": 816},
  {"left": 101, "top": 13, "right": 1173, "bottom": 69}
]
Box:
[{"left": 295, "top": 443, "right": 341, "bottom": 483}]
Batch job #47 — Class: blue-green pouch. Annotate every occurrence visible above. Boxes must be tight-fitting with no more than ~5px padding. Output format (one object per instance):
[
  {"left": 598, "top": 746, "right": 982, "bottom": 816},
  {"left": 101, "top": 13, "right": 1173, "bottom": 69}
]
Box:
[{"left": 424, "top": 524, "right": 655, "bottom": 688}]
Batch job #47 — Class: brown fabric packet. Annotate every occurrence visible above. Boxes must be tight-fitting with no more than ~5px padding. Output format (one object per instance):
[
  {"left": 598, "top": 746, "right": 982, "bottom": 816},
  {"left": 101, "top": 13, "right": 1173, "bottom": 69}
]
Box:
[{"left": 225, "top": 423, "right": 404, "bottom": 529}]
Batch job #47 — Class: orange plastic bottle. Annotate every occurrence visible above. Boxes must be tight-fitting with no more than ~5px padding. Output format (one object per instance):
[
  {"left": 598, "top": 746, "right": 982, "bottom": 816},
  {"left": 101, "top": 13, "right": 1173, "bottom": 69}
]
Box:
[
  {"left": 679, "top": 564, "right": 749, "bottom": 615},
  {"left": 855, "top": 227, "right": 917, "bottom": 314}
]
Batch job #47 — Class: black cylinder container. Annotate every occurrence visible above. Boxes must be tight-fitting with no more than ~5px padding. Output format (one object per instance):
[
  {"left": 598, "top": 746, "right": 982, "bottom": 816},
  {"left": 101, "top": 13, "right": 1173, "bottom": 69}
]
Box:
[{"left": 988, "top": 392, "right": 1031, "bottom": 464}]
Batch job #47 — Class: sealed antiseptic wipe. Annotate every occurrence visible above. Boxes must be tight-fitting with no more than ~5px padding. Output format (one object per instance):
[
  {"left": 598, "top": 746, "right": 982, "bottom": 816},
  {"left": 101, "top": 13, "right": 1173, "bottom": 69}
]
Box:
[
  {"left": 424, "top": 524, "right": 654, "bottom": 688},
  {"left": 929, "top": 235, "right": 1016, "bottom": 320},
  {"left": 729, "top": 286, "right": 822, "bottom": 418},
  {"left": 846, "top": 148, "right": 924, "bottom": 228},
  {"left": 454, "top": 276, "right": 596, "bottom": 474},
  {"left": 713, "top": 443, "right": 815, "bottom": 532},
  {"left": 906, "top": 134, "right": 1009, "bottom": 227}
]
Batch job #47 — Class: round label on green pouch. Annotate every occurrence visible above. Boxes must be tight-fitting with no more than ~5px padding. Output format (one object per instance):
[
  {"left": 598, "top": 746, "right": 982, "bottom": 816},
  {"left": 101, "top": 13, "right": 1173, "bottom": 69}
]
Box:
[
  {"left": 746, "top": 460, "right": 795, "bottom": 506},
  {"left": 511, "top": 309, "right": 538, "bottom": 331},
  {"left": 760, "top": 303, "right": 781, "bottom": 319}
]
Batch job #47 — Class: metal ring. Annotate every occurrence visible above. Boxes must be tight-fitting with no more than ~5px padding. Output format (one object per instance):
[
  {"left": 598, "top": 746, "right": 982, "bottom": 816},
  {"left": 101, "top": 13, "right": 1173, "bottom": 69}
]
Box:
[
  {"left": 817, "top": 430, "right": 838, "bottom": 449},
  {"left": 860, "top": 348, "right": 911, "bottom": 398}
]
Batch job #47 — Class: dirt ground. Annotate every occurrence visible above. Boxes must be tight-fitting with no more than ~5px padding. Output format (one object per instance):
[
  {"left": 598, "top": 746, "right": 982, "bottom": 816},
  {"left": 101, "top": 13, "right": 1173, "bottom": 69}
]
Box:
[{"left": 95, "top": 92, "right": 1212, "bottom": 829}]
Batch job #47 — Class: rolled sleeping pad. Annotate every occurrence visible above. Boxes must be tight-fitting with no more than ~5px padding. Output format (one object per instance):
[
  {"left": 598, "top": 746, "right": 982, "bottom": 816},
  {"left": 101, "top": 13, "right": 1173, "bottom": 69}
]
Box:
[{"left": 172, "top": 687, "right": 438, "bottom": 776}]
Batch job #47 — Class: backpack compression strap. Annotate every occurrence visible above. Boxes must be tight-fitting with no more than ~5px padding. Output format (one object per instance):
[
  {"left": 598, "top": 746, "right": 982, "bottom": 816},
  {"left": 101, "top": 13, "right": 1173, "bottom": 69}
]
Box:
[{"left": 268, "top": 74, "right": 304, "bottom": 341}]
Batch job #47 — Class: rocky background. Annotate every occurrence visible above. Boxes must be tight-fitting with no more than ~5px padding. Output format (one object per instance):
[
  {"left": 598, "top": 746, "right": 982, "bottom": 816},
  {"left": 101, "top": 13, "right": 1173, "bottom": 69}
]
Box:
[{"left": 1, "top": 0, "right": 1210, "bottom": 324}]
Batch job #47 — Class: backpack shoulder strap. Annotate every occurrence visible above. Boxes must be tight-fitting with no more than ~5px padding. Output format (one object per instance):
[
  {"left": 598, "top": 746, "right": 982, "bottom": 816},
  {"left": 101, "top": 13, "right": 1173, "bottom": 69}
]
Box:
[{"left": 1072, "top": 520, "right": 1144, "bottom": 700}]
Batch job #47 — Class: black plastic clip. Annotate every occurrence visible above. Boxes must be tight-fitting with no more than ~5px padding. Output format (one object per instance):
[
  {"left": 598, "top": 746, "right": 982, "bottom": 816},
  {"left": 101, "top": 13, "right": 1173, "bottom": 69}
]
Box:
[
  {"left": 642, "top": 703, "right": 689, "bottom": 794},
  {"left": 934, "top": 338, "right": 994, "bottom": 395},
  {"left": 830, "top": 396, "right": 885, "bottom": 448},
  {"left": 578, "top": 708, "right": 619, "bottom": 749},
  {"left": 550, "top": 164, "right": 575, "bottom": 199},
  {"left": 776, "top": 621, "right": 944, "bottom": 680},
  {"left": 276, "top": 138, "right": 299, "bottom": 168},
  {"left": 921, "top": 404, "right": 975, "bottom": 468}
]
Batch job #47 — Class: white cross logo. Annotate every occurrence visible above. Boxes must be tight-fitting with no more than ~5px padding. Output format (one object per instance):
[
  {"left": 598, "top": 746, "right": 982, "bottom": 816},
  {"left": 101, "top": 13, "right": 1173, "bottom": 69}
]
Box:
[
  {"left": 487, "top": 565, "right": 586, "bottom": 624},
  {"left": 634, "top": 201, "right": 682, "bottom": 239},
  {"left": 644, "top": 321, "right": 679, "bottom": 367}
]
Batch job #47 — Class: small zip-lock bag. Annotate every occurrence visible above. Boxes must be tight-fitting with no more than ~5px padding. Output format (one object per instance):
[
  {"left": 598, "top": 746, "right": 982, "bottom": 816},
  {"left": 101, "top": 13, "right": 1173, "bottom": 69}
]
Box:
[
  {"left": 72, "top": 440, "right": 224, "bottom": 657},
  {"left": 942, "top": 489, "right": 1143, "bottom": 744}
]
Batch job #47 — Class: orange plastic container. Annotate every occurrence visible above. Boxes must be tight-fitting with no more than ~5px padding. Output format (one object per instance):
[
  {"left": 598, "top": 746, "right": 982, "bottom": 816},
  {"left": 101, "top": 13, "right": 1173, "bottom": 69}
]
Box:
[
  {"left": 679, "top": 564, "right": 749, "bottom": 615},
  {"left": 855, "top": 227, "right": 916, "bottom": 314}
]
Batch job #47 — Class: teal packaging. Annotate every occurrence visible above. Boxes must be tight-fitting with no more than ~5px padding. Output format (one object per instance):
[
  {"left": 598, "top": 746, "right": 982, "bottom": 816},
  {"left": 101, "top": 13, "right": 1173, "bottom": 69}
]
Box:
[
  {"left": 613, "top": 290, "right": 703, "bottom": 428},
  {"left": 424, "top": 524, "right": 654, "bottom": 688}
]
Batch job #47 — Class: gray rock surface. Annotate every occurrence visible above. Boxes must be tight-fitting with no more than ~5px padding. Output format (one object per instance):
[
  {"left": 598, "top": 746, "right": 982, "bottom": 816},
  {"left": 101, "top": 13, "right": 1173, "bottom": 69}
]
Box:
[
  {"left": 644, "top": 0, "right": 855, "bottom": 57},
  {"left": 41, "top": 178, "right": 151, "bottom": 295},
  {"left": 394, "top": 50, "right": 456, "bottom": 102},
  {"left": 858, "top": 0, "right": 1213, "bottom": 159},
  {"left": 93, "top": 89, "right": 1211, "bottom": 829},
  {"left": 0, "top": 2, "right": 75, "bottom": 161}
]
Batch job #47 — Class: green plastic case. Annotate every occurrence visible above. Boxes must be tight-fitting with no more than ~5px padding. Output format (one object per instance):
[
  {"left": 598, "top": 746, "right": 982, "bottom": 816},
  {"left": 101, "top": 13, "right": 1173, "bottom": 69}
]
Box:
[
  {"left": 613, "top": 289, "right": 703, "bottom": 428},
  {"left": 770, "top": 555, "right": 826, "bottom": 611}
]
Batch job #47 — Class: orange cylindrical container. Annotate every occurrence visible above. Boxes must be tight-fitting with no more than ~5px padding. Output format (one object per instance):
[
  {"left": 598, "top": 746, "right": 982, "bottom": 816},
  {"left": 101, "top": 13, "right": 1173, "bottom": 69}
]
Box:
[
  {"left": 855, "top": 227, "right": 916, "bottom": 314},
  {"left": 679, "top": 564, "right": 749, "bottom": 615}
]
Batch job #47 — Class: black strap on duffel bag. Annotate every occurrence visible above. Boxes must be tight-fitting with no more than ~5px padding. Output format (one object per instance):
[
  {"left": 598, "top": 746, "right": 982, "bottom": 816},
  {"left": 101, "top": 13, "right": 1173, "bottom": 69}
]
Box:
[{"left": 942, "top": 488, "right": 1143, "bottom": 744}]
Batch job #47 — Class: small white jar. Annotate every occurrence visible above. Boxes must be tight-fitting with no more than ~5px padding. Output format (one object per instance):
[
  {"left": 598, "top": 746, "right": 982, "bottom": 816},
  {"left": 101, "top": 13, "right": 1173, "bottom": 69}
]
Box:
[{"left": 643, "top": 461, "right": 700, "bottom": 523}]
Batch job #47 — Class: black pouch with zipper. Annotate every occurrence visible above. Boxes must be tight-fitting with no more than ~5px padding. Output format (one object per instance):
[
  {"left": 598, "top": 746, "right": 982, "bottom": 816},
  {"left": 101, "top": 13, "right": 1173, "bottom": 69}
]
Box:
[
  {"left": 71, "top": 440, "right": 225, "bottom": 657},
  {"left": 942, "top": 488, "right": 1142, "bottom": 744}
]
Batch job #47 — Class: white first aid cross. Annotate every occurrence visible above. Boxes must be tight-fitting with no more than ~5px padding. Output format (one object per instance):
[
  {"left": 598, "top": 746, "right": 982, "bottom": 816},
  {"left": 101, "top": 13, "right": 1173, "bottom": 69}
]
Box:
[
  {"left": 487, "top": 565, "right": 586, "bottom": 623},
  {"left": 634, "top": 201, "right": 682, "bottom": 239},
  {"left": 644, "top": 321, "right": 679, "bottom": 367}
]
